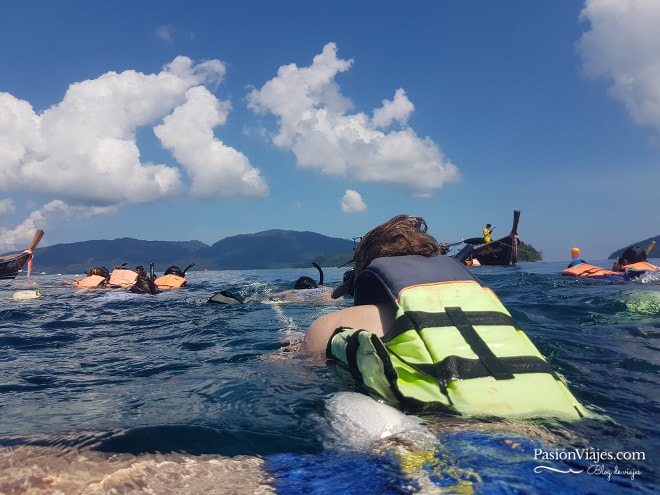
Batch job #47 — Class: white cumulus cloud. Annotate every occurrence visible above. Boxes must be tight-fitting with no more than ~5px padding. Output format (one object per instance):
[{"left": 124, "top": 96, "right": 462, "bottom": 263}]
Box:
[
  {"left": 340, "top": 189, "right": 367, "bottom": 213},
  {"left": 0, "top": 56, "right": 268, "bottom": 249},
  {"left": 578, "top": 0, "right": 660, "bottom": 129},
  {"left": 0, "top": 56, "right": 265, "bottom": 205},
  {"left": 154, "top": 86, "right": 268, "bottom": 199},
  {"left": 247, "top": 42, "right": 460, "bottom": 195},
  {"left": 0, "top": 200, "right": 117, "bottom": 252}
]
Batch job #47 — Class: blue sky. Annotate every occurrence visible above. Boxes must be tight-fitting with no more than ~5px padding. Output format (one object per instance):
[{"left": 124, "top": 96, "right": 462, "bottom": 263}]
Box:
[{"left": 1, "top": 0, "right": 659, "bottom": 261}]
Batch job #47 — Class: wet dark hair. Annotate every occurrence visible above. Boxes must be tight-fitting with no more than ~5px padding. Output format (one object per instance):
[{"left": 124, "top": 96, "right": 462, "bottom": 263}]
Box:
[
  {"left": 294, "top": 276, "right": 317, "bottom": 290},
  {"left": 621, "top": 246, "right": 646, "bottom": 264},
  {"left": 332, "top": 215, "right": 439, "bottom": 299},
  {"left": 165, "top": 265, "right": 185, "bottom": 277},
  {"left": 353, "top": 215, "right": 439, "bottom": 278},
  {"left": 89, "top": 266, "right": 110, "bottom": 280}
]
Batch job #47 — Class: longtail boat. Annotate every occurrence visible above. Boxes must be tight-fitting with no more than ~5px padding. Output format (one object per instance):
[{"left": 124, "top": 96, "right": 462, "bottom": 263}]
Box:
[
  {"left": 462, "top": 210, "right": 520, "bottom": 266},
  {"left": 0, "top": 230, "right": 45, "bottom": 279}
]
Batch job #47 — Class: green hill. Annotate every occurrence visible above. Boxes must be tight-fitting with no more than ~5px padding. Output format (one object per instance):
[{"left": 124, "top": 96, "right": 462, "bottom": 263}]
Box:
[
  {"left": 31, "top": 231, "right": 354, "bottom": 274},
  {"left": 608, "top": 235, "right": 660, "bottom": 259}
]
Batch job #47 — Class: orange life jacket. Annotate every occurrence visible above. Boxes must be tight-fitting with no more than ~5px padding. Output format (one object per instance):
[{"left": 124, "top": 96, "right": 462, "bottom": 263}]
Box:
[
  {"left": 154, "top": 274, "right": 187, "bottom": 290},
  {"left": 73, "top": 274, "right": 107, "bottom": 288},
  {"left": 109, "top": 269, "right": 139, "bottom": 288},
  {"left": 623, "top": 261, "right": 660, "bottom": 272},
  {"left": 561, "top": 263, "right": 622, "bottom": 278}
]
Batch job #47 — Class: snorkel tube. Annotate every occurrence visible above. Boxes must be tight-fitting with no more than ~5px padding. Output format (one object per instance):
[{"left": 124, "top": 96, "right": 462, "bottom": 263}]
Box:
[
  {"left": 148, "top": 263, "right": 158, "bottom": 294},
  {"left": 312, "top": 262, "right": 324, "bottom": 285}
]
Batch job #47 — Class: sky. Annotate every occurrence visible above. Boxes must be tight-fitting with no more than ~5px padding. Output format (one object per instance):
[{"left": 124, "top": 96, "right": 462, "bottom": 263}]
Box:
[{"left": 1, "top": 0, "right": 659, "bottom": 261}]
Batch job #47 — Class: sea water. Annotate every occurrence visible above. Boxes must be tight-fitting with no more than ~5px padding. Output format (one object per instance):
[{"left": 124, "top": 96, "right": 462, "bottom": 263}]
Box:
[{"left": 0, "top": 262, "right": 657, "bottom": 494}]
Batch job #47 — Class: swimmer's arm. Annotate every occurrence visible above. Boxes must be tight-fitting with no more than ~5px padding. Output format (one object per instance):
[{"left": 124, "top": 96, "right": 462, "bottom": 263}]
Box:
[
  {"left": 302, "top": 305, "right": 389, "bottom": 354},
  {"left": 303, "top": 312, "right": 341, "bottom": 354}
]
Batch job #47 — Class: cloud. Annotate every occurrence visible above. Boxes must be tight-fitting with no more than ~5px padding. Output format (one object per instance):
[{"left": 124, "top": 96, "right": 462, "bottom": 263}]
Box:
[
  {"left": 578, "top": 0, "right": 660, "bottom": 129},
  {"left": 155, "top": 25, "right": 175, "bottom": 43},
  {"left": 0, "top": 56, "right": 266, "bottom": 205},
  {"left": 340, "top": 189, "right": 367, "bottom": 213},
  {"left": 371, "top": 88, "right": 415, "bottom": 128},
  {"left": 0, "top": 56, "right": 268, "bottom": 248},
  {"left": 247, "top": 42, "right": 460, "bottom": 195},
  {"left": 0, "top": 198, "right": 16, "bottom": 217},
  {"left": 0, "top": 200, "right": 117, "bottom": 252},
  {"left": 154, "top": 86, "right": 268, "bottom": 199}
]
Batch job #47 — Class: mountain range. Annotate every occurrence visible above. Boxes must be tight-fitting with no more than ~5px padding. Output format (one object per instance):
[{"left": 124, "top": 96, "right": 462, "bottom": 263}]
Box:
[
  {"left": 15, "top": 230, "right": 660, "bottom": 275},
  {"left": 608, "top": 235, "right": 660, "bottom": 260},
  {"left": 29, "top": 230, "right": 355, "bottom": 275}
]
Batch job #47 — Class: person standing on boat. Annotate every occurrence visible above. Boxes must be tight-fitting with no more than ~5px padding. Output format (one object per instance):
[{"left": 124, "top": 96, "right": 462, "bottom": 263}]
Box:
[{"left": 483, "top": 223, "right": 493, "bottom": 243}]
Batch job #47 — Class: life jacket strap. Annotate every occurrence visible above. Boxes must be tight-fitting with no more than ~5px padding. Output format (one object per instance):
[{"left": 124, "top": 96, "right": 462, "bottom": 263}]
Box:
[
  {"left": 388, "top": 307, "right": 514, "bottom": 380},
  {"left": 445, "top": 306, "right": 514, "bottom": 380},
  {"left": 388, "top": 307, "right": 555, "bottom": 382},
  {"left": 400, "top": 354, "right": 556, "bottom": 384},
  {"left": 582, "top": 266, "right": 608, "bottom": 275},
  {"left": 388, "top": 310, "right": 515, "bottom": 340}
]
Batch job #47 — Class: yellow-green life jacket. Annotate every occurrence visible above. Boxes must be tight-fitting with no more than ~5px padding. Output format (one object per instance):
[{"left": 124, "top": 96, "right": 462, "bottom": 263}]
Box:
[{"left": 327, "top": 255, "right": 587, "bottom": 419}]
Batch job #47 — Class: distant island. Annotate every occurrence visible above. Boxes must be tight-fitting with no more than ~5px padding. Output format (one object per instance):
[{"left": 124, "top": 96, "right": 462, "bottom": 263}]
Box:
[
  {"left": 608, "top": 235, "right": 660, "bottom": 259},
  {"left": 517, "top": 241, "right": 542, "bottom": 262},
  {"left": 31, "top": 230, "right": 355, "bottom": 274},
  {"left": 21, "top": 230, "right": 659, "bottom": 274}
]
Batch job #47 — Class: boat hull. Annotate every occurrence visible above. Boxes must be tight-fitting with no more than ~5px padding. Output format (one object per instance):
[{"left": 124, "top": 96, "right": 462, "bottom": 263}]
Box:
[
  {"left": 0, "top": 252, "right": 31, "bottom": 279},
  {"left": 473, "top": 236, "right": 519, "bottom": 266},
  {"left": 471, "top": 210, "right": 520, "bottom": 266}
]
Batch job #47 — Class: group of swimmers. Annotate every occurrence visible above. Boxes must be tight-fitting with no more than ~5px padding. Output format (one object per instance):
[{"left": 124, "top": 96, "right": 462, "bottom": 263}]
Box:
[
  {"left": 64, "top": 214, "right": 649, "bottom": 421},
  {"left": 563, "top": 244, "right": 658, "bottom": 279},
  {"left": 64, "top": 263, "right": 192, "bottom": 293},
  {"left": 61, "top": 214, "right": 653, "bottom": 419}
]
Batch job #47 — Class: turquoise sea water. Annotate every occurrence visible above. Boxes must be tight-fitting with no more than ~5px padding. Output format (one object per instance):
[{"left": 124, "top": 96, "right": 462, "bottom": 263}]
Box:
[{"left": 0, "top": 261, "right": 658, "bottom": 494}]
